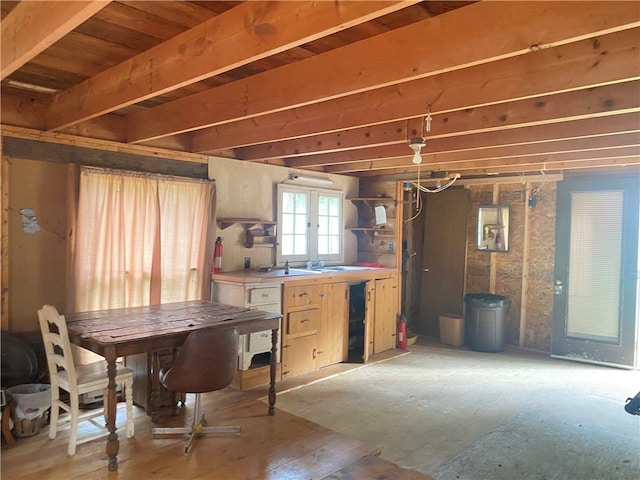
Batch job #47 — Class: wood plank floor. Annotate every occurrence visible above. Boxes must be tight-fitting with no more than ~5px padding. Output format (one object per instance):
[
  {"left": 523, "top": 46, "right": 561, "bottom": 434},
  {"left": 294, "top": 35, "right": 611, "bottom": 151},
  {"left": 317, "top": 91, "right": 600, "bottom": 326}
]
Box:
[{"left": 2, "top": 351, "right": 433, "bottom": 479}]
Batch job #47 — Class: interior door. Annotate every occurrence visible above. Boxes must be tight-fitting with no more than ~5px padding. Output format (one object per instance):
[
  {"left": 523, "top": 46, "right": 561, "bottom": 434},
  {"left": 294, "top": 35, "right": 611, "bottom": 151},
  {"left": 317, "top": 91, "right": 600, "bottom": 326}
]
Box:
[
  {"left": 419, "top": 188, "right": 469, "bottom": 336},
  {"left": 552, "top": 175, "right": 639, "bottom": 368}
]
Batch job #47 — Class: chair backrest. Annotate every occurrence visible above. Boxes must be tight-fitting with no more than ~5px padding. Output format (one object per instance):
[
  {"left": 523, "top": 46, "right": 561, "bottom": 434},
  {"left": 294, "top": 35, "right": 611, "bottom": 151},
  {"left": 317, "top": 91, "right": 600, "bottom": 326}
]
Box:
[
  {"left": 38, "top": 305, "right": 77, "bottom": 391},
  {"left": 161, "top": 327, "right": 239, "bottom": 394}
]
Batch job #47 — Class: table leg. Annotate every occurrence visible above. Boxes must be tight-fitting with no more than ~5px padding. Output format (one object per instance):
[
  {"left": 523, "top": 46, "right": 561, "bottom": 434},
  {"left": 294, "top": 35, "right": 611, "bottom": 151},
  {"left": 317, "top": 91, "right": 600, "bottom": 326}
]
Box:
[
  {"left": 150, "top": 351, "right": 160, "bottom": 423},
  {"left": 268, "top": 328, "right": 278, "bottom": 415},
  {"left": 104, "top": 346, "right": 119, "bottom": 471}
]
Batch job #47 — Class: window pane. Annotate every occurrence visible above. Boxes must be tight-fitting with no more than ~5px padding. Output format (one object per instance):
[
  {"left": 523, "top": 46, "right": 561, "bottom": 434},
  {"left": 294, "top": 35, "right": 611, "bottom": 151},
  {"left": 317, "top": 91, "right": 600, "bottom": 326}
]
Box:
[
  {"left": 279, "top": 187, "right": 310, "bottom": 258},
  {"left": 329, "top": 237, "right": 339, "bottom": 254},
  {"left": 318, "top": 196, "right": 328, "bottom": 215},
  {"left": 281, "top": 235, "right": 293, "bottom": 255},
  {"left": 567, "top": 191, "right": 622, "bottom": 341},
  {"left": 294, "top": 215, "right": 307, "bottom": 234},
  {"left": 329, "top": 197, "right": 339, "bottom": 216},
  {"left": 318, "top": 236, "right": 329, "bottom": 255},
  {"left": 295, "top": 194, "right": 307, "bottom": 213},
  {"left": 294, "top": 236, "right": 307, "bottom": 255},
  {"left": 329, "top": 217, "right": 339, "bottom": 235},
  {"left": 282, "top": 192, "right": 294, "bottom": 213},
  {"left": 318, "top": 216, "right": 328, "bottom": 234},
  {"left": 282, "top": 213, "right": 294, "bottom": 234},
  {"left": 317, "top": 194, "right": 341, "bottom": 257}
]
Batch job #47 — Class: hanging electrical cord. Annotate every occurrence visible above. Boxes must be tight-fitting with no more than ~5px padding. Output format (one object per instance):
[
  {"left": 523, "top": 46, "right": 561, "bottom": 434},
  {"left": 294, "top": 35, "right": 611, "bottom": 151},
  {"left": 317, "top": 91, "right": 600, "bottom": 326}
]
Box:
[
  {"left": 531, "top": 169, "right": 547, "bottom": 198},
  {"left": 412, "top": 173, "right": 461, "bottom": 193},
  {"left": 405, "top": 163, "right": 423, "bottom": 223}
]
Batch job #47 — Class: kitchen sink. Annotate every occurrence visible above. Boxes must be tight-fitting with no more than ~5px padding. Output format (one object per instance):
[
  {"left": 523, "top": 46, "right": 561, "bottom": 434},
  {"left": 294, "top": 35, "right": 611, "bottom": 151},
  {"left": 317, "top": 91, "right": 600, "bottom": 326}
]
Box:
[
  {"left": 322, "top": 265, "right": 371, "bottom": 271},
  {"left": 288, "top": 265, "right": 373, "bottom": 274}
]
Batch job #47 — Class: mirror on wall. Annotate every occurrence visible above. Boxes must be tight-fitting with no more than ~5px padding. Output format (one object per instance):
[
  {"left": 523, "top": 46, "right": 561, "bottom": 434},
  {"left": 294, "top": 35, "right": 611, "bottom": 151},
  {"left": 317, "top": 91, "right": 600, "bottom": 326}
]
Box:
[{"left": 477, "top": 205, "right": 510, "bottom": 252}]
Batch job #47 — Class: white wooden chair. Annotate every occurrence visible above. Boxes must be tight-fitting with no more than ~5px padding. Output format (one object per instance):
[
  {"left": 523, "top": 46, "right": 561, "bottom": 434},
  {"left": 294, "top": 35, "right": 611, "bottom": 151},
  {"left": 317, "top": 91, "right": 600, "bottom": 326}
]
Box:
[{"left": 38, "top": 305, "right": 135, "bottom": 455}]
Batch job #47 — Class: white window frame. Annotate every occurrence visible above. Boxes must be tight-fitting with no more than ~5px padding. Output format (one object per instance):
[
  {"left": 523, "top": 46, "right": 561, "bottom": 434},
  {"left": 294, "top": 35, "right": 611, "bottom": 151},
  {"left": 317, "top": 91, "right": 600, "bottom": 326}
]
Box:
[{"left": 276, "top": 184, "right": 344, "bottom": 265}]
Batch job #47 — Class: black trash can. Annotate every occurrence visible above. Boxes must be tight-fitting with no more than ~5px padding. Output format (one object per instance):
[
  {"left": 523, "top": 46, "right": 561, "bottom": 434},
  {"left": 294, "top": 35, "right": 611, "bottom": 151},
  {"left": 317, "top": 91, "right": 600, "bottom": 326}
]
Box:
[{"left": 464, "top": 293, "right": 511, "bottom": 352}]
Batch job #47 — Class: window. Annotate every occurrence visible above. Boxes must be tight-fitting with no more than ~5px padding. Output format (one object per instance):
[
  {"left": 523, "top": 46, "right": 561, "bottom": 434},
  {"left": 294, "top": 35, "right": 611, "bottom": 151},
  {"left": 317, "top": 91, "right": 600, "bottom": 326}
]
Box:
[
  {"left": 277, "top": 184, "right": 343, "bottom": 264},
  {"left": 70, "top": 167, "right": 215, "bottom": 312}
]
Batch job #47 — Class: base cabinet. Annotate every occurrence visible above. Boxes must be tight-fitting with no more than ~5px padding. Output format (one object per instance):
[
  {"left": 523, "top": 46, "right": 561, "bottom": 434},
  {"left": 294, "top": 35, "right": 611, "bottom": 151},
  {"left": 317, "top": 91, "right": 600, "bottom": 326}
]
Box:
[
  {"left": 364, "top": 277, "right": 399, "bottom": 361},
  {"left": 317, "top": 282, "right": 349, "bottom": 367},
  {"left": 282, "top": 334, "right": 317, "bottom": 379},
  {"left": 373, "top": 278, "right": 399, "bottom": 354},
  {"left": 281, "top": 283, "right": 320, "bottom": 380},
  {"left": 215, "top": 273, "right": 399, "bottom": 381},
  {"left": 212, "top": 281, "right": 281, "bottom": 389}
]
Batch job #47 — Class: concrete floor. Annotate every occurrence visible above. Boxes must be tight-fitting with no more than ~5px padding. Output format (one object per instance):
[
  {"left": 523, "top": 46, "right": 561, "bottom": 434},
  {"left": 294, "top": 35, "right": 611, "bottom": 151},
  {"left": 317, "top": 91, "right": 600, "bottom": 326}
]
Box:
[{"left": 274, "top": 341, "right": 640, "bottom": 480}]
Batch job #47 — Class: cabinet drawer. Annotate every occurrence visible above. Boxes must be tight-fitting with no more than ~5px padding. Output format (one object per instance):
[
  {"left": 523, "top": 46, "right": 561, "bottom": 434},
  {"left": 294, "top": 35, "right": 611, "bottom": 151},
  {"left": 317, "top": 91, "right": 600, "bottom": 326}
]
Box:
[
  {"left": 248, "top": 286, "right": 281, "bottom": 306},
  {"left": 287, "top": 308, "right": 319, "bottom": 335},
  {"left": 285, "top": 284, "right": 320, "bottom": 308},
  {"left": 247, "top": 330, "right": 273, "bottom": 352}
]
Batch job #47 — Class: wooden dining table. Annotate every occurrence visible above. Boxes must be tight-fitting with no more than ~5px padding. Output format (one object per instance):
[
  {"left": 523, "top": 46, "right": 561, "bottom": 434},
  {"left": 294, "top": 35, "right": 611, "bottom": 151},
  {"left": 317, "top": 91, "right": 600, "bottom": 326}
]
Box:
[{"left": 65, "top": 300, "right": 281, "bottom": 471}]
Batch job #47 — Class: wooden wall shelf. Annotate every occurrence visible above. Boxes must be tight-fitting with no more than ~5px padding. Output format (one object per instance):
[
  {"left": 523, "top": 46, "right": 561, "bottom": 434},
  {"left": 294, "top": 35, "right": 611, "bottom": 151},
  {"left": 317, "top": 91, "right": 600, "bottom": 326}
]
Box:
[
  {"left": 218, "top": 218, "right": 277, "bottom": 230},
  {"left": 347, "top": 227, "right": 396, "bottom": 242}
]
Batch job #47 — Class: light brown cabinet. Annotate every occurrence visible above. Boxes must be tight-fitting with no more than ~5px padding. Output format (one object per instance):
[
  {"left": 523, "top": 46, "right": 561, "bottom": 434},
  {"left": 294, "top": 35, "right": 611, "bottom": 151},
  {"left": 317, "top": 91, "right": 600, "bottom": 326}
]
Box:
[
  {"left": 281, "top": 283, "right": 320, "bottom": 380},
  {"left": 317, "top": 282, "right": 349, "bottom": 367},
  {"left": 363, "top": 277, "right": 399, "bottom": 362}
]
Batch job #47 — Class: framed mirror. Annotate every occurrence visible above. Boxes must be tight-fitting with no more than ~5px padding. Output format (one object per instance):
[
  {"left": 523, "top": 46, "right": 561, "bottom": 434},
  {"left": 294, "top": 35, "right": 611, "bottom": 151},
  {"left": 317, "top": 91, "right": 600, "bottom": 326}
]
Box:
[{"left": 477, "top": 205, "right": 510, "bottom": 252}]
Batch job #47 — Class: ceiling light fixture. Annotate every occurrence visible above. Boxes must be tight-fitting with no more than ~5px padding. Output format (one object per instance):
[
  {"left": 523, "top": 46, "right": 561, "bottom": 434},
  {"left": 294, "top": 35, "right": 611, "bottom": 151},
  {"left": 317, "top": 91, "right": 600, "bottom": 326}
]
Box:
[
  {"left": 407, "top": 108, "right": 459, "bottom": 193},
  {"left": 408, "top": 137, "right": 426, "bottom": 164},
  {"left": 405, "top": 107, "right": 459, "bottom": 223},
  {"left": 288, "top": 174, "right": 334, "bottom": 186}
]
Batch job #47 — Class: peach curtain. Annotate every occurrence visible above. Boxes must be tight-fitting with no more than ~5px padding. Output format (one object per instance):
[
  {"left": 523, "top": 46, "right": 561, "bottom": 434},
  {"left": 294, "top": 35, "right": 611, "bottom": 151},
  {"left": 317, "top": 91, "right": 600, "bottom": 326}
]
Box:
[{"left": 70, "top": 167, "right": 215, "bottom": 314}]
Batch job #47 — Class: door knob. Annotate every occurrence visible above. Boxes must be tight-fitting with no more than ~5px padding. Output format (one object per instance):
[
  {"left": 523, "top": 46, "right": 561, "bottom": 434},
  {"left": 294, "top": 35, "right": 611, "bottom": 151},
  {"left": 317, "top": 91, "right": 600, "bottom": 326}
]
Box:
[{"left": 423, "top": 268, "right": 429, "bottom": 272}]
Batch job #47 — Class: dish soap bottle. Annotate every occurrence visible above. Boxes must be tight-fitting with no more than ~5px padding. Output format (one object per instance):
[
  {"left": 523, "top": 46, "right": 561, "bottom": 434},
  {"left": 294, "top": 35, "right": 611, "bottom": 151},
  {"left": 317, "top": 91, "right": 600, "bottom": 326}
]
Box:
[{"left": 284, "top": 260, "right": 289, "bottom": 275}]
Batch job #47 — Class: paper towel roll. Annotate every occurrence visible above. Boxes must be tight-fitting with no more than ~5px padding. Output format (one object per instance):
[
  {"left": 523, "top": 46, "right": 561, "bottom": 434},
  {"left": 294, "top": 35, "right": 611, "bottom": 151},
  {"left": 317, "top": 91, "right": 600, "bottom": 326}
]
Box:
[{"left": 374, "top": 205, "right": 387, "bottom": 225}]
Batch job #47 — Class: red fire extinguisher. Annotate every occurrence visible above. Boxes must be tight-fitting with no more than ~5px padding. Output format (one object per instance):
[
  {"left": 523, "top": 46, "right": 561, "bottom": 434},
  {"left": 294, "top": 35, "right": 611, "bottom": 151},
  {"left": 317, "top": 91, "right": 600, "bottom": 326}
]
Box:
[
  {"left": 397, "top": 314, "right": 407, "bottom": 350},
  {"left": 212, "top": 236, "right": 223, "bottom": 274}
]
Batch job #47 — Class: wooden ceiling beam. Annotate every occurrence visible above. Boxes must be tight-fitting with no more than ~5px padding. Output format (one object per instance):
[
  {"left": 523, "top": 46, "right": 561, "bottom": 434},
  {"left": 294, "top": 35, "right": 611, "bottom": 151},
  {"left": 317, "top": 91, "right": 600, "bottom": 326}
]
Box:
[
  {"left": 325, "top": 132, "right": 640, "bottom": 174},
  {"left": 191, "top": 29, "right": 640, "bottom": 153},
  {"left": 248, "top": 81, "right": 640, "bottom": 163},
  {"left": 292, "top": 81, "right": 640, "bottom": 169},
  {"left": 354, "top": 149, "right": 640, "bottom": 177},
  {"left": 1, "top": 1, "right": 111, "bottom": 80},
  {"left": 45, "top": 1, "right": 417, "bottom": 130},
  {"left": 237, "top": 118, "right": 425, "bottom": 162},
  {"left": 128, "top": 1, "right": 640, "bottom": 143}
]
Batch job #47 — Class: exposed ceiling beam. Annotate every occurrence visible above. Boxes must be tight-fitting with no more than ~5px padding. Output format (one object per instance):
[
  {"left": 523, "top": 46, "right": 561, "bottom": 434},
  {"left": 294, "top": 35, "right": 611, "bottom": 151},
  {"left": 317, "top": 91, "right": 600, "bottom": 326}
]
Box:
[
  {"left": 245, "top": 104, "right": 640, "bottom": 166},
  {"left": 354, "top": 149, "right": 640, "bottom": 177},
  {"left": 44, "top": 1, "right": 420, "bottom": 130},
  {"left": 287, "top": 81, "right": 640, "bottom": 169},
  {"left": 1, "top": 1, "right": 111, "bottom": 80},
  {"left": 191, "top": 29, "right": 640, "bottom": 153},
  {"left": 325, "top": 132, "right": 640, "bottom": 174},
  {"left": 286, "top": 112, "right": 640, "bottom": 169},
  {"left": 127, "top": 1, "right": 640, "bottom": 143}
]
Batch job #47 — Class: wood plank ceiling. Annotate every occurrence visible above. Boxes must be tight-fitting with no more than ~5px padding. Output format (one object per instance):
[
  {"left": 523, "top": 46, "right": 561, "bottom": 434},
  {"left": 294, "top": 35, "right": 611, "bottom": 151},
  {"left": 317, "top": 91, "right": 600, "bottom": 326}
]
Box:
[{"left": 1, "top": 1, "right": 639, "bottom": 180}]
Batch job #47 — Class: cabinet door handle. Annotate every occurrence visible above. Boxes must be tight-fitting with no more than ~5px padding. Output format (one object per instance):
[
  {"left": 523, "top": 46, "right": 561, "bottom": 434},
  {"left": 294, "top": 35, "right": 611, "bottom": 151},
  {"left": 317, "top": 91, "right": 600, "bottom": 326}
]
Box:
[
  {"left": 300, "top": 318, "right": 310, "bottom": 323},
  {"left": 312, "top": 348, "right": 316, "bottom": 359},
  {"left": 298, "top": 292, "right": 309, "bottom": 297}
]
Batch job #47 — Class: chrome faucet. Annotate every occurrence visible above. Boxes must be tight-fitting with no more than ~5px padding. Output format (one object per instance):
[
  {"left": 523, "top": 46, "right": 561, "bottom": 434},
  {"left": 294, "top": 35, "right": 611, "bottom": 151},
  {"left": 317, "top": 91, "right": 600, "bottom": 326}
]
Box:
[{"left": 307, "top": 258, "right": 325, "bottom": 269}]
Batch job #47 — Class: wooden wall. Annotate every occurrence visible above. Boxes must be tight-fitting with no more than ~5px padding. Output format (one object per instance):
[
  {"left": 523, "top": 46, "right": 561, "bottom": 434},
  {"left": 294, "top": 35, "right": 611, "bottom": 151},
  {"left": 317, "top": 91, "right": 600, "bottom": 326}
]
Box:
[
  {"left": 3, "top": 156, "right": 69, "bottom": 333},
  {"left": 0, "top": 138, "right": 359, "bottom": 333},
  {"left": 366, "top": 177, "right": 558, "bottom": 353},
  {"left": 208, "top": 156, "right": 359, "bottom": 272}
]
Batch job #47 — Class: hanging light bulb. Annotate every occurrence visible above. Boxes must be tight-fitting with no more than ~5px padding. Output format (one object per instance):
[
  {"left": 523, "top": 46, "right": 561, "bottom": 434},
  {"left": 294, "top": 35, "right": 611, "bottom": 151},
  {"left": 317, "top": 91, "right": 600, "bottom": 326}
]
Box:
[{"left": 408, "top": 137, "right": 425, "bottom": 164}]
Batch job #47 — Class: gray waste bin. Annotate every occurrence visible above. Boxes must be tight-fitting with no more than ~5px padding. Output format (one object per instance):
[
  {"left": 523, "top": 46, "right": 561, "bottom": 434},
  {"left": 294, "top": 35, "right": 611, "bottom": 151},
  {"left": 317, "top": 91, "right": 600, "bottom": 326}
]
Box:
[{"left": 464, "top": 293, "right": 510, "bottom": 352}]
